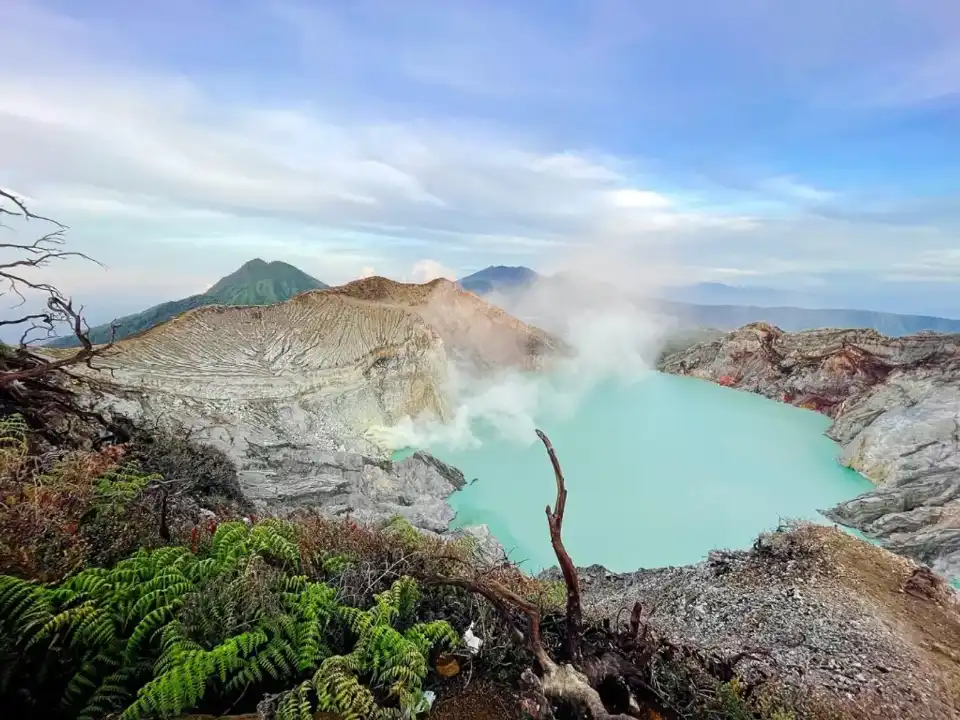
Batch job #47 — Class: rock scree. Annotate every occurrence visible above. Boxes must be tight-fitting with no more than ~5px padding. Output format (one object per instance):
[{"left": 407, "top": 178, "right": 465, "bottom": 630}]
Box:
[{"left": 544, "top": 523, "right": 960, "bottom": 719}]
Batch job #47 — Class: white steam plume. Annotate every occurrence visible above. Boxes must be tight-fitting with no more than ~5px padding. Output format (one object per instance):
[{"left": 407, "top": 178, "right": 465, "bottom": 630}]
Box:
[{"left": 381, "top": 237, "right": 684, "bottom": 453}]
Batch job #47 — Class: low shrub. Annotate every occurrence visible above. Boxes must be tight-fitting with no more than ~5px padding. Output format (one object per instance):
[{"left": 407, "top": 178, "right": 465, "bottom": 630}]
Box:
[
  {"left": 0, "top": 415, "right": 164, "bottom": 581},
  {"left": 0, "top": 414, "right": 254, "bottom": 582},
  {"left": 123, "top": 428, "right": 247, "bottom": 504}
]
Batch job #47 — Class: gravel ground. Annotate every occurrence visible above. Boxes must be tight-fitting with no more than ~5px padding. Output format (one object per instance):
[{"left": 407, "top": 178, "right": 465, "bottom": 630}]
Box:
[{"left": 542, "top": 523, "right": 960, "bottom": 719}]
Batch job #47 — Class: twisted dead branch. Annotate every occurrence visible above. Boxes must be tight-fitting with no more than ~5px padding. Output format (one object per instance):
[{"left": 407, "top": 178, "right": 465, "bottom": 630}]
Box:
[
  {"left": 427, "top": 429, "right": 638, "bottom": 719},
  {"left": 0, "top": 187, "right": 116, "bottom": 387},
  {"left": 0, "top": 188, "right": 123, "bottom": 446}
]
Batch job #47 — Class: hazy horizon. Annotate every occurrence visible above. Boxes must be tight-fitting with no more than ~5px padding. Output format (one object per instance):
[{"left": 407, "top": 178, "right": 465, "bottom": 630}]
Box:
[{"left": 5, "top": 256, "right": 960, "bottom": 346}]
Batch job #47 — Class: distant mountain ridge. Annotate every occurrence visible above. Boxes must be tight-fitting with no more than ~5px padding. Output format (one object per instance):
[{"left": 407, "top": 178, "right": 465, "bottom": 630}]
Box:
[
  {"left": 52, "top": 261, "right": 960, "bottom": 348},
  {"left": 49, "top": 259, "right": 327, "bottom": 347},
  {"left": 457, "top": 265, "right": 960, "bottom": 337},
  {"left": 458, "top": 265, "right": 538, "bottom": 295}
]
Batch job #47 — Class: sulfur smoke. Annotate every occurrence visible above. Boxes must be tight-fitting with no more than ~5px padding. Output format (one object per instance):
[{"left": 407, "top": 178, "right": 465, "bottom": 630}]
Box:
[{"left": 381, "top": 257, "right": 682, "bottom": 453}]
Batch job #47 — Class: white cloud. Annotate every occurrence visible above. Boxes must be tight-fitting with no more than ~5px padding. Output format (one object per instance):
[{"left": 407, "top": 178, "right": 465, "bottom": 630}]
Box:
[
  {"left": 0, "top": 8, "right": 751, "bottom": 303},
  {"left": 605, "top": 189, "right": 672, "bottom": 209},
  {"left": 410, "top": 259, "right": 457, "bottom": 283},
  {"left": 1, "top": 0, "right": 958, "bottom": 323},
  {"left": 762, "top": 176, "right": 835, "bottom": 204}
]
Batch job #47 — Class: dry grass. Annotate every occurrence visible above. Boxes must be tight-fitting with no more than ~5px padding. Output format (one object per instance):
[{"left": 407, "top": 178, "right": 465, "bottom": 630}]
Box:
[{"left": 294, "top": 511, "right": 565, "bottom": 611}]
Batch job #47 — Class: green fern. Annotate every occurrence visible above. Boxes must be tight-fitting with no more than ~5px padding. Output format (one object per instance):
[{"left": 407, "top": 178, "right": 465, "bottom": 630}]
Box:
[
  {"left": 0, "top": 518, "right": 459, "bottom": 719},
  {"left": 277, "top": 577, "right": 458, "bottom": 720},
  {"left": 93, "top": 465, "right": 161, "bottom": 510}
]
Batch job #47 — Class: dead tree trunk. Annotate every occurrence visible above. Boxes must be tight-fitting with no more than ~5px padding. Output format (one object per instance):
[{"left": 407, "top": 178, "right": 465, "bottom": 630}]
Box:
[{"left": 537, "top": 428, "right": 584, "bottom": 665}]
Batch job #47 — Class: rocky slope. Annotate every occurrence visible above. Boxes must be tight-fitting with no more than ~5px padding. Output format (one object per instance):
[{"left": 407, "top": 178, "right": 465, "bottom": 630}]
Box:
[
  {"left": 69, "top": 277, "right": 563, "bottom": 528},
  {"left": 331, "top": 275, "right": 563, "bottom": 371},
  {"left": 658, "top": 323, "right": 960, "bottom": 580},
  {"left": 554, "top": 523, "right": 960, "bottom": 719}
]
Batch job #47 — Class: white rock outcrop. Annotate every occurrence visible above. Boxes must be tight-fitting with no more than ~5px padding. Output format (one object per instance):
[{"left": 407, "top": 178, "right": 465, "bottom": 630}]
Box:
[{"left": 72, "top": 277, "right": 564, "bottom": 528}]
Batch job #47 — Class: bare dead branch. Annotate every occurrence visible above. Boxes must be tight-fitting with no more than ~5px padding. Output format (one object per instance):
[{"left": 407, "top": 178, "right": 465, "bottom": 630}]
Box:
[
  {"left": 0, "top": 313, "right": 51, "bottom": 328},
  {"left": 0, "top": 189, "right": 112, "bottom": 387},
  {"left": 537, "top": 427, "right": 583, "bottom": 662},
  {"left": 425, "top": 574, "right": 546, "bottom": 663},
  {"left": 0, "top": 189, "right": 32, "bottom": 218},
  {"left": 0, "top": 188, "right": 67, "bottom": 228},
  {"left": 628, "top": 602, "right": 643, "bottom": 642}
]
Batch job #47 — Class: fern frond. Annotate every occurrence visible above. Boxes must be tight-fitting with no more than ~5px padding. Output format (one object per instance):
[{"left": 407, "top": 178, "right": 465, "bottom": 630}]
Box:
[
  {"left": 0, "top": 575, "right": 53, "bottom": 641},
  {"left": 2, "top": 519, "right": 453, "bottom": 720}
]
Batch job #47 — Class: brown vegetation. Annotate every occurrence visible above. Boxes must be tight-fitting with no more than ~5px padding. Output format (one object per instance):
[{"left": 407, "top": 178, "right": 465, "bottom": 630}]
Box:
[
  {"left": 0, "top": 410, "right": 251, "bottom": 582},
  {"left": 0, "top": 428, "right": 153, "bottom": 581}
]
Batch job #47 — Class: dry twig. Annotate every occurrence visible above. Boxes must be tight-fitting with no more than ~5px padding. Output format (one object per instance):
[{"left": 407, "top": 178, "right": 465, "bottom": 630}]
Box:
[
  {"left": 0, "top": 187, "right": 115, "bottom": 388},
  {"left": 0, "top": 188, "right": 125, "bottom": 447}
]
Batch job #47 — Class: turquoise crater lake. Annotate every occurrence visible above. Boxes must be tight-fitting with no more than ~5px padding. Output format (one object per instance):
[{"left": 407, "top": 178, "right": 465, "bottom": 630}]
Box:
[{"left": 397, "top": 372, "right": 873, "bottom": 573}]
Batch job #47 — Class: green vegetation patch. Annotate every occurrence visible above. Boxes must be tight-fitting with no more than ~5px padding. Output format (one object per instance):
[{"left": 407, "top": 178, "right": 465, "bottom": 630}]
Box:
[{"left": 0, "top": 519, "right": 457, "bottom": 720}]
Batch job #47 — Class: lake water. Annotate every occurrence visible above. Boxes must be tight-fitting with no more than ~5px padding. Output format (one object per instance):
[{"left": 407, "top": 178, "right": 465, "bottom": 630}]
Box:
[{"left": 395, "top": 372, "right": 874, "bottom": 573}]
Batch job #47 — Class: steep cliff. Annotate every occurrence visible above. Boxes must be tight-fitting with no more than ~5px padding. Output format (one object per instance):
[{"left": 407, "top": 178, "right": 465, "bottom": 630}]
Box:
[
  {"left": 70, "top": 277, "right": 563, "bottom": 526},
  {"left": 659, "top": 323, "right": 960, "bottom": 580}
]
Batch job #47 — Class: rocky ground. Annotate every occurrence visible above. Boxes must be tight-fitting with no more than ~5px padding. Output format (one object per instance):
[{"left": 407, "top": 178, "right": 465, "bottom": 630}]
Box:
[
  {"left": 545, "top": 523, "right": 960, "bottom": 719},
  {"left": 658, "top": 323, "right": 960, "bottom": 582}
]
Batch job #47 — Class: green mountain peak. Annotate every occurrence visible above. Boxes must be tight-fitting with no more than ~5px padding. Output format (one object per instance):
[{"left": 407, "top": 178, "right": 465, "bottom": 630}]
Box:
[
  {"left": 205, "top": 259, "right": 326, "bottom": 305},
  {"left": 48, "top": 259, "right": 329, "bottom": 347}
]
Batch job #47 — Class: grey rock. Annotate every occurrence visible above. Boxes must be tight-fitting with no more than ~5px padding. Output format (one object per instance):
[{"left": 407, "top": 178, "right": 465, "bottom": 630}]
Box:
[
  {"left": 542, "top": 524, "right": 960, "bottom": 718},
  {"left": 236, "top": 446, "right": 463, "bottom": 530},
  {"left": 450, "top": 524, "right": 508, "bottom": 565},
  {"left": 660, "top": 323, "right": 960, "bottom": 582}
]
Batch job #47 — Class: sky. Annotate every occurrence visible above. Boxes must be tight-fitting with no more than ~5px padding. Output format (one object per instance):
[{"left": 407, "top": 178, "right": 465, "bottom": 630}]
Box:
[{"left": 2, "top": 0, "right": 960, "bottom": 327}]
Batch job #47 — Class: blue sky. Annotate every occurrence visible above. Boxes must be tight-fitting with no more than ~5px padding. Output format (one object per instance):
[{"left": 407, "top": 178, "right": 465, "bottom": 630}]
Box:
[{"left": 2, "top": 0, "right": 959, "bottom": 323}]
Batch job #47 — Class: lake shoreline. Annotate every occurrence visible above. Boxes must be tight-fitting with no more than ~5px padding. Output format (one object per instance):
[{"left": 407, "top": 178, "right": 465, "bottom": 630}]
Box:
[
  {"left": 660, "top": 323, "right": 960, "bottom": 583},
  {"left": 396, "top": 371, "right": 873, "bottom": 574}
]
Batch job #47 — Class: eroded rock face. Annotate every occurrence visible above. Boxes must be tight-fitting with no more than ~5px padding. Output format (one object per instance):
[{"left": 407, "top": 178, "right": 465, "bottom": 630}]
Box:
[
  {"left": 248, "top": 450, "right": 467, "bottom": 533},
  {"left": 331, "top": 275, "right": 569, "bottom": 371},
  {"left": 659, "top": 323, "right": 960, "bottom": 580},
  {"left": 73, "top": 277, "right": 563, "bottom": 528}
]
